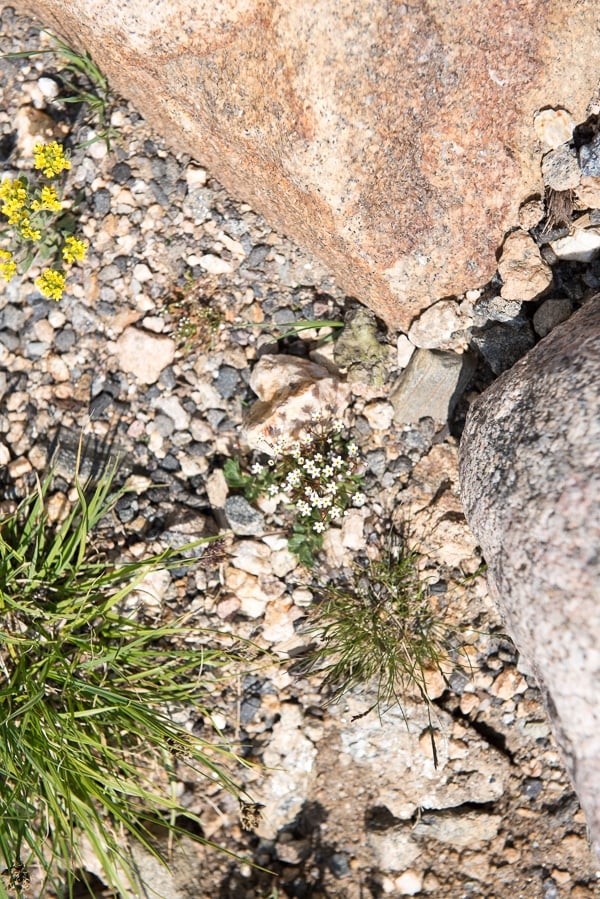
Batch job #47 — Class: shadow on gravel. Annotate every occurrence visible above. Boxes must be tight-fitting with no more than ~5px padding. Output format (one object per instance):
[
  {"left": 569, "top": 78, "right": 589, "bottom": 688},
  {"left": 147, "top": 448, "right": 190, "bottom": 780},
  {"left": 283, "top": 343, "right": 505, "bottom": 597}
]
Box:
[{"left": 217, "top": 799, "right": 377, "bottom": 898}]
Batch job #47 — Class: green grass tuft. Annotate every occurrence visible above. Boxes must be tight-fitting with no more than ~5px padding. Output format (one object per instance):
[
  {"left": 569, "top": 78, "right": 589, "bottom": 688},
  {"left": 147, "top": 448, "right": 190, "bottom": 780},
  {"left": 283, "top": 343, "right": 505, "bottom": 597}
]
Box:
[
  {"left": 0, "top": 455, "right": 258, "bottom": 897},
  {"left": 302, "top": 535, "right": 464, "bottom": 727}
]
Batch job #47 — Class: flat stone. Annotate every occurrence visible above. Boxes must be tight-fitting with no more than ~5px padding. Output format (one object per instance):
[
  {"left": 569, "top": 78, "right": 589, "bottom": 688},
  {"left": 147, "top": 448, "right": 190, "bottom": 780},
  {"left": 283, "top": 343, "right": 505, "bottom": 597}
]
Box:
[
  {"left": 15, "top": 0, "right": 600, "bottom": 329},
  {"left": 550, "top": 225, "right": 600, "bottom": 262},
  {"left": 390, "top": 349, "right": 476, "bottom": 424},
  {"left": 114, "top": 327, "right": 175, "bottom": 384},
  {"left": 367, "top": 832, "right": 420, "bottom": 873},
  {"left": 224, "top": 495, "right": 265, "bottom": 536},
  {"left": 408, "top": 299, "right": 468, "bottom": 351},
  {"left": 230, "top": 539, "right": 272, "bottom": 576},
  {"left": 533, "top": 107, "right": 576, "bottom": 150},
  {"left": 498, "top": 230, "right": 553, "bottom": 302},
  {"left": 362, "top": 400, "right": 395, "bottom": 430},
  {"left": 259, "top": 704, "right": 318, "bottom": 837},
  {"left": 243, "top": 354, "right": 350, "bottom": 453}
]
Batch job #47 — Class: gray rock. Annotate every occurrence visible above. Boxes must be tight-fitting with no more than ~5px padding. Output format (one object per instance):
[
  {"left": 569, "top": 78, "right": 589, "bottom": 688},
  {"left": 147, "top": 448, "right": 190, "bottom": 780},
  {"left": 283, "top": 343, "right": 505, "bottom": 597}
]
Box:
[
  {"left": 541, "top": 144, "right": 581, "bottom": 191},
  {"left": 224, "top": 495, "right": 265, "bottom": 536},
  {"left": 579, "top": 131, "right": 600, "bottom": 177},
  {"left": 181, "top": 184, "right": 214, "bottom": 223},
  {"left": 459, "top": 296, "right": 600, "bottom": 858},
  {"left": 390, "top": 349, "right": 476, "bottom": 424},
  {"left": 472, "top": 295, "right": 523, "bottom": 326},
  {"left": 532, "top": 297, "right": 573, "bottom": 338},
  {"left": 0, "top": 304, "right": 28, "bottom": 331},
  {"left": 471, "top": 320, "right": 536, "bottom": 375},
  {"left": 215, "top": 364, "right": 241, "bottom": 399}
]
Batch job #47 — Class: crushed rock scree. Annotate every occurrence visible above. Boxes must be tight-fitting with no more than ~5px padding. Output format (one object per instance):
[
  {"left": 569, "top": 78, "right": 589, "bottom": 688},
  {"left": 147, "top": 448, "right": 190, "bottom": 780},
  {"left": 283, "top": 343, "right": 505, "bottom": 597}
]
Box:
[{"left": 1, "top": 9, "right": 600, "bottom": 898}]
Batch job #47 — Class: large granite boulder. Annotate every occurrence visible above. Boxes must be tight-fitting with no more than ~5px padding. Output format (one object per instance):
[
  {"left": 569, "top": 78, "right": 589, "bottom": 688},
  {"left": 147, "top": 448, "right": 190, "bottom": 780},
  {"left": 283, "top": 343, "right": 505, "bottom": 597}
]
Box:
[
  {"left": 459, "top": 296, "right": 600, "bottom": 857},
  {"left": 11, "top": 0, "right": 600, "bottom": 329}
]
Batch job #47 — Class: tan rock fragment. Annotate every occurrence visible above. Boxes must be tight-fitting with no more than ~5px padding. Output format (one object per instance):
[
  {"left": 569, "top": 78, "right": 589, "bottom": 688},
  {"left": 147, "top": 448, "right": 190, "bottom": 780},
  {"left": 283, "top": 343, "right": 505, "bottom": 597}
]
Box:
[{"left": 498, "top": 230, "right": 553, "bottom": 301}]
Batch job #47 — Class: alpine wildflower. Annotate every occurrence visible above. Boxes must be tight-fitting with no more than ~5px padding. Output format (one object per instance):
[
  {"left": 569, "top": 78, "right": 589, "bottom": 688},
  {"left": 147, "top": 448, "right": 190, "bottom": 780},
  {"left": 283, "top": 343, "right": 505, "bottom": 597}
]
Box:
[
  {"left": 0, "top": 249, "right": 17, "bottom": 282},
  {"left": 33, "top": 141, "right": 71, "bottom": 178},
  {"left": 225, "top": 417, "right": 363, "bottom": 566},
  {"left": 31, "top": 185, "right": 62, "bottom": 213},
  {"left": 62, "top": 235, "right": 88, "bottom": 264},
  {"left": 0, "top": 177, "right": 28, "bottom": 223},
  {"left": 17, "top": 217, "right": 42, "bottom": 241},
  {"left": 35, "top": 269, "right": 66, "bottom": 301}
]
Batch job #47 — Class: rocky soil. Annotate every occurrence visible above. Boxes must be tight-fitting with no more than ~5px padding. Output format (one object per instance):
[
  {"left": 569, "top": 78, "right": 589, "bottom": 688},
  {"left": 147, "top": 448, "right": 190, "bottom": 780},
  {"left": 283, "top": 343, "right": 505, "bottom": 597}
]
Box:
[{"left": 1, "top": 9, "right": 599, "bottom": 899}]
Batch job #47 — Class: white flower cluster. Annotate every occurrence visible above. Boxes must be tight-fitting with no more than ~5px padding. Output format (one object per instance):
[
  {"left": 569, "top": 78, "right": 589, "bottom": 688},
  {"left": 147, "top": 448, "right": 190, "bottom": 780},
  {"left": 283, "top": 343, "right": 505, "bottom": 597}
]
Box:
[{"left": 258, "top": 417, "right": 362, "bottom": 533}]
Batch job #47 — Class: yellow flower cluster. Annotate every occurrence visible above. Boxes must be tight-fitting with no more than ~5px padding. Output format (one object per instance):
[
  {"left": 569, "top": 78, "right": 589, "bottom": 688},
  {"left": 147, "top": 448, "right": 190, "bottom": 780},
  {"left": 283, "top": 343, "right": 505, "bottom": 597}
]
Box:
[
  {"left": 62, "top": 235, "right": 87, "bottom": 264},
  {"left": 0, "top": 249, "right": 17, "bottom": 282},
  {"left": 1, "top": 177, "right": 58, "bottom": 240},
  {"left": 33, "top": 141, "right": 71, "bottom": 178},
  {"left": 0, "top": 142, "right": 87, "bottom": 299},
  {"left": 31, "top": 185, "right": 62, "bottom": 213},
  {"left": 0, "top": 177, "right": 28, "bottom": 224},
  {"left": 35, "top": 269, "right": 66, "bottom": 301},
  {"left": 17, "top": 218, "right": 42, "bottom": 241}
]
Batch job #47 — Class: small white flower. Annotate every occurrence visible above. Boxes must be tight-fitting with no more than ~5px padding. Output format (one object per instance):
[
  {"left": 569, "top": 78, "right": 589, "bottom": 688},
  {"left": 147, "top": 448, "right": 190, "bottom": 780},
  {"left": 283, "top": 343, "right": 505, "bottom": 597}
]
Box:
[
  {"left": 285, "top": 470, "right": 302, "bottom": 488},
  {"left": 353, "top": 491, "right": 367, "bottom": 506},
  {"left": 250, "top": 463, "right": 264, "bottom": 475},
  {"left": 347, "top": 443, "right": 359, "bottom": 458},
  {"left": 312, "top": 520, "right": 326, "bottom": 533},
  {"left": 333, "top": 419, "right": 345, "bottom": 432},
  {"left": 297, "top": 500, "right": 312, "bottom": 517},
  {"left": 268, "top": 484, "right": 280, "bottom": 496}
]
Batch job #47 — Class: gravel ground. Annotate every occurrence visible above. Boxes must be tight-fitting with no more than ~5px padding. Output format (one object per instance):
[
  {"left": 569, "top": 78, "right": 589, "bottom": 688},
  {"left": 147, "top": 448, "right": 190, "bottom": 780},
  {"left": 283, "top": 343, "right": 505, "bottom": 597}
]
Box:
[{"left": 1, "top": 9, "right": 599, "bottom": 899}]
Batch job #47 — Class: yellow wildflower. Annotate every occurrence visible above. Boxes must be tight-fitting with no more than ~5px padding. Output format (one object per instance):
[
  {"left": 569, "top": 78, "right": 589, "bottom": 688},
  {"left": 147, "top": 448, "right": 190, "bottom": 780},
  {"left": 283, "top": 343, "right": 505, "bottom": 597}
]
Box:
[
  {"left": 62, "top": 235, "right": 87, "bottom": 264},
  {"left": 35, "top": 269, "right": 66, "bottom": 301},
  {"left": 33, "top": 141, "right": 71, "bottom": 178},
  {"left": 31, "top": 185, "right": 62, "bottom": 213},
  {"left": 0, "top": 177, "right": 28, "bottom": 223},
  {"left": 0, "top": 249, "right": 17, "bottom": 282},
  {"left": 17, "top": 217, "right": 42, "bottom": 241}
]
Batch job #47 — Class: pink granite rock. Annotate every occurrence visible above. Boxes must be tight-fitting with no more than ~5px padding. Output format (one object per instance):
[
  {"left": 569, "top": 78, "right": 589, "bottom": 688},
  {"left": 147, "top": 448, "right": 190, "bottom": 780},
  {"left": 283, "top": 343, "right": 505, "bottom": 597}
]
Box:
[{"left": 13, "top": 0, "right": 600, "bottom": 328}]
